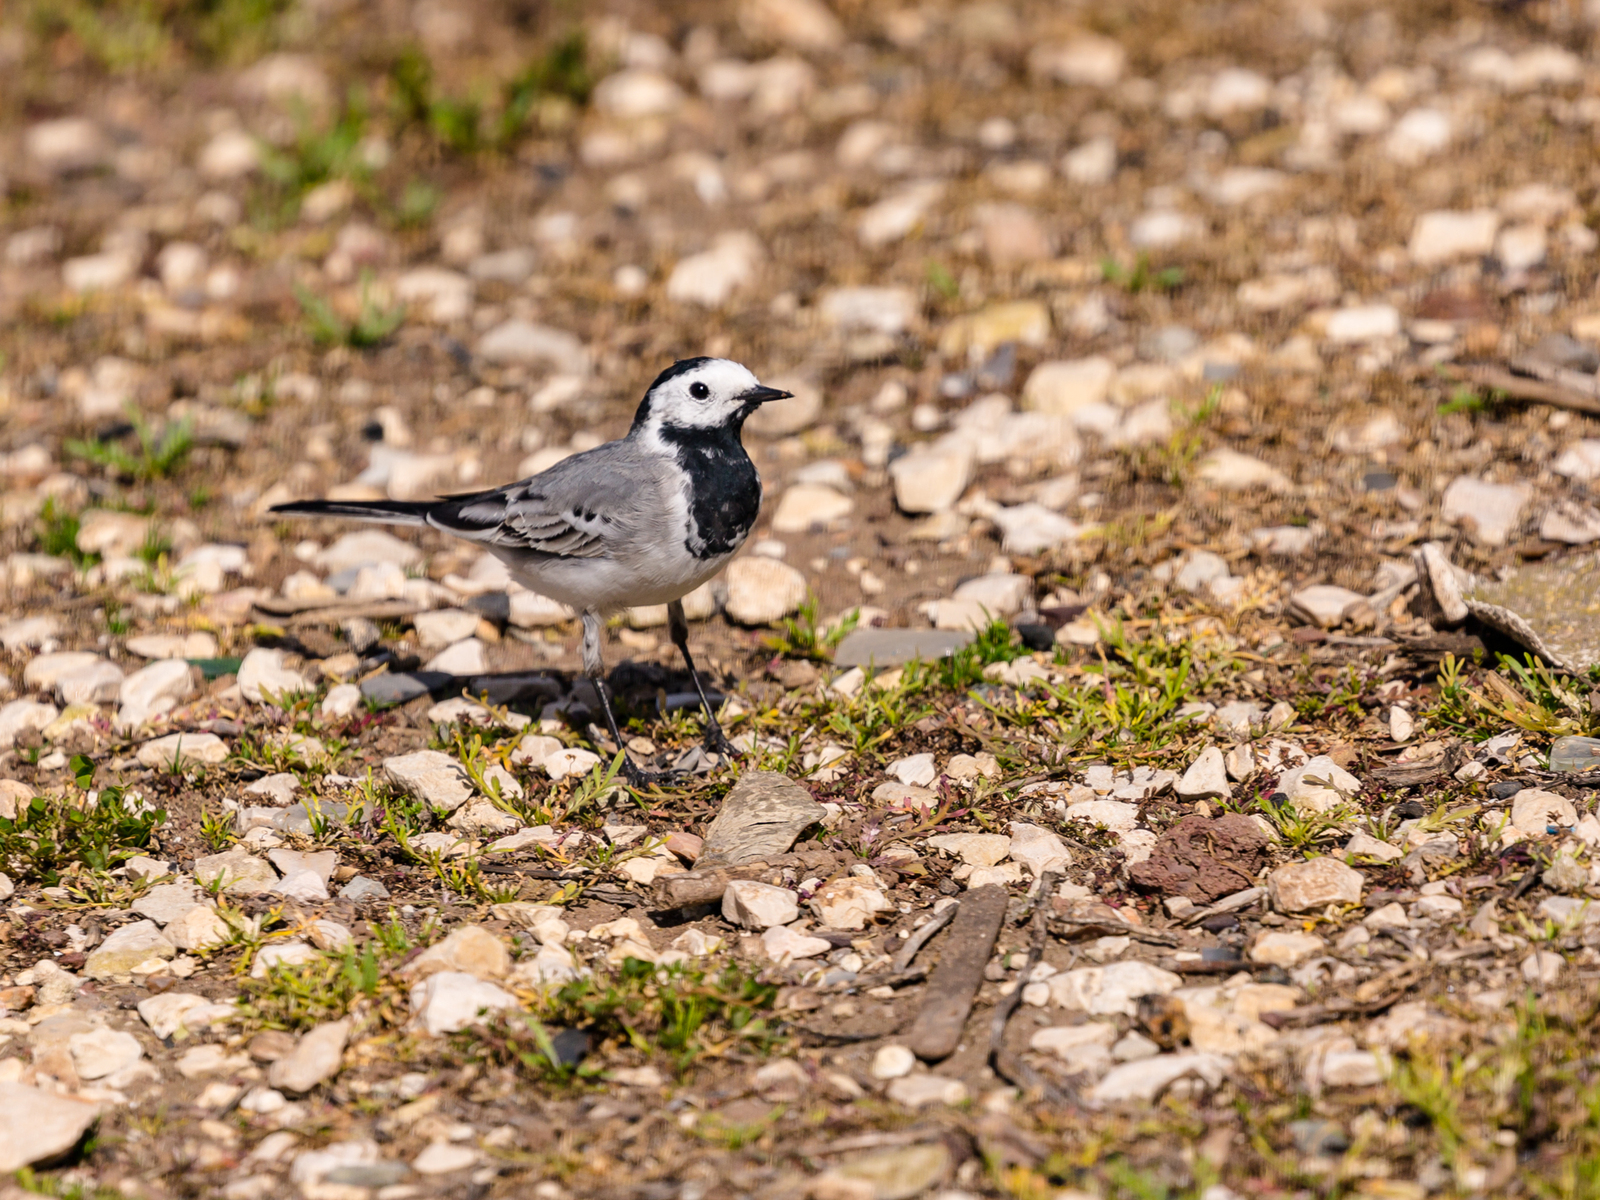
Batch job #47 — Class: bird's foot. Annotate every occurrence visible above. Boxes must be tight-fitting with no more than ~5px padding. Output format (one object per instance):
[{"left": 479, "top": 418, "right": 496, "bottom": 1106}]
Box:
[
  {"left": 618, "top": 758, "right": 677, "bottom": 789},
  {"left": 700, "top": 722, "right": 740, "bottom": 762}
]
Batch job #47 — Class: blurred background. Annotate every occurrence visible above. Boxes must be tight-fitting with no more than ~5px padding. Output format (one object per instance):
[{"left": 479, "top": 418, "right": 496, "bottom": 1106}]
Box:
[{"left": 2, "top": 0, "right": 1599, "bottom": 659}]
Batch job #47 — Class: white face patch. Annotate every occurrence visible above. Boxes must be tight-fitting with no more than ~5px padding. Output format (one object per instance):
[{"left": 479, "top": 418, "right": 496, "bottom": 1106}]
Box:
[{"left": 639, "top": 358, "right": 765, "bottom": 431}]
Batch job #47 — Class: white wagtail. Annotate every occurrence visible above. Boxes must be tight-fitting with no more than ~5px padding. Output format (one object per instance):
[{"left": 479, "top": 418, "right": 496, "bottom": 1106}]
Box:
[{"left": 272, "top": 357, "right": 791, "bottom": 781}]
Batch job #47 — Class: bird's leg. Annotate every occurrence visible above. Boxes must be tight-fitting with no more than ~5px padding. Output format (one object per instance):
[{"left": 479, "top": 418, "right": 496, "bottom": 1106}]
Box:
[
  {"left": 668, "top": 599, "right": 738, "bottom": 760},
  {"left": 581, "top": 609, "right": 660, "bottom": 788}
]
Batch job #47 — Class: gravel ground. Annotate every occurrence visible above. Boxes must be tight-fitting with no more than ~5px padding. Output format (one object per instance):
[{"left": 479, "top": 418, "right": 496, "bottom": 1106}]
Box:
[{"left": 4, "top": 1, "right": 1600, "bottom": 1198}]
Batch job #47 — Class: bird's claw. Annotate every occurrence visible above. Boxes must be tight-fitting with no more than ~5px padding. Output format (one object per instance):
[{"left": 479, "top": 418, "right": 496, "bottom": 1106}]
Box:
[{"left": 701, "top": 723, "right": 739, "bottom": 761}]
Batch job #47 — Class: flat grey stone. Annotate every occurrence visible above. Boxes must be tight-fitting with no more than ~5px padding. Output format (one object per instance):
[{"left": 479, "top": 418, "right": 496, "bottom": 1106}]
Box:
[
  {"left": 460, "top": 672, "right": 563, "bottom": 705},
  {"left": 1463, "top": 554, "right": 1600, "bottom": 673},
  {"left": 834, "top": 628, "right": 974, "bottom": 668},
  {"left": 340, "top": 876, "right": 391, "bottom": 902},
  {"left": 271, "top": 800, "right": 353, "bottom": 834},
  {"left": 131, "top": 882, "right": 204, "bottom": 926},
  {"left": 360, "top": 672, "right": 449, "bottom": 706},
  {"left": 698, "top": 772, "right": 827, "bottom": 868}
]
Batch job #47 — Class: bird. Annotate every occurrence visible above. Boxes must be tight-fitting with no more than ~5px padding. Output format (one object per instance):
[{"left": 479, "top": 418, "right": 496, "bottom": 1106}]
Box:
[{"left": 271, "top": 357, "right": 791, "bottom": 782}]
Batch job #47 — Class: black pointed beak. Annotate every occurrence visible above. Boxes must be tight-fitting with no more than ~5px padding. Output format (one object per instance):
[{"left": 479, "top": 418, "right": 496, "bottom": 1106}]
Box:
[{"left": 743, "top": 384, "right": 793, "bottom": 405}]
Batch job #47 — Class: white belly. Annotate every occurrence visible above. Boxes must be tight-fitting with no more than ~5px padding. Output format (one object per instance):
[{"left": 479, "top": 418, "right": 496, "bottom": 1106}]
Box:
[{"left": 497, "top": 545, "right": 739, "bottom": 615}]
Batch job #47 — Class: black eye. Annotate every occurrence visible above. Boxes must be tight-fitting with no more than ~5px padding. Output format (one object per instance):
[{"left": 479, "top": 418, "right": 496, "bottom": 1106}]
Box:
[{"left": 690, "top": 381, "right": 710, "bottom": 399}]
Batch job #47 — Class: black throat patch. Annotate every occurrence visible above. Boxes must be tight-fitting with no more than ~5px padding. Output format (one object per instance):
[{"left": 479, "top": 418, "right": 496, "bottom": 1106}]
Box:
[{"left": 657, "top": 422, "right": 761, "bottom": 559}]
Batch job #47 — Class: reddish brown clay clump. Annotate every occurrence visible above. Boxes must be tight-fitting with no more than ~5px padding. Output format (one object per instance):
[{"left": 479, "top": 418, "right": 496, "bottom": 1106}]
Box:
[{"left": 1127, "top": 814, "right": 1270, "bottom": 903}]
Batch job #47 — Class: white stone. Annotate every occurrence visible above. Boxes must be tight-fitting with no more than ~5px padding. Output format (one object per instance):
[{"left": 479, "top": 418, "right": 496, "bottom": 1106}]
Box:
[
  {"left": 723, "top": 880, "right": 799, "bottom": 929},
  {"left": 1022, "top": 358, "right": 1116, "bottom": 417},
  {"left": 1276, "top": 755, "right": 1360, "bottom": 813},
  {"left": 198, "top": 129, "right": 260, "bottom": 179},
  {"left": 0, "top": 1083, "right": 102, "bottom": 1173},
  {"left": 1553, "top": 441, "right": 1600, "bottom": 482},
  {"left": 1385, "top": 108, "right": 1452, "bottom": 164},
  {"left": 137, "top": 992, "right": 236, "bottom": 1040},
  {"left": 1323, "top": 304, "right": 1401, "bottom": 343},
  {"left": 1249, "top": 931, "right": 1324, "bottom": 967},
  {"left": 1511, "top": 788, "right": 1578, "bottom": 836},
  {"left": 1268, "top": 858, "right": 1364, "bottom": 913},
  {"left": 1290, "top": 585, "right": 1366, "bottom": 628},
  {"left": 594, "top": 68, "right": 684, "bottom": 118},
  {"left": 812, "top": 877, "right": 892, "bottom": 930},
  {"left": 666, "top": 232, "right": 763, "bottom": 307},
  {"left": 137, "top": 731, "right": 228, "bottom": 769},
  {"left": 819, "top": 287, "right": 918, "bottom": 336},
  {"left": 771, "top": 484, "right": 853, "bottom": 533},
  {"left": 1063, "top": 137, "right": 1117, "bottom": 185},
  {"left": 1029, "top": 35, "right": 1125, "bottom": 86},
  {"left": 1129, "top": 210, "right": 1205, "bottom": 248},
  {"left": 740, "top": 0, "right": 845, "bottom": 51},
  {"left": 724, "top": 556, "right": 807, "bottom": 625},
  {"left": 1176, "top": 747, "right": 1230, "bottom": 800},
  {"left": 424, "top": 638, "right": 487, "bottom": 675},
  {"left": 1409, "top": 210, "right": 1499, "bottom": 265},
  {"left": 321, "top": 684, "right": 362, "bottom": 718},
  {"left": 1194, "top": 449, "right": 1290, "bottom": 492},
  {"left": 1441, "top": 477, "right": 1531, "bottom": 546},
  {"left": 1497, "top": 223, "right": 1547, "bottom": 271},
  {"left": 413, "top": 1141, "right": 478, "bottom": 1175},
  {"left": 990, "top": 504, "right": 1084, "bottom": 554},
  {"left": 69, "top": 1027, "right": 144, "bottom": 1080},
  {"left": 1541, "top": 501, "right": 1600, "bottom": 545},
  {"left": 1049, "top": 961, "right": 1182, "bottom": 1016},
  {"left": 1007, "top": 822, "right": 1071, "bottom": 877},
  {"left": 870, "top": 1044, "right": 915, "bottom": 1080},
  {"left": 858, "top": 181, "right": 944, "bottom": 247},
  {"left": 85, "top": 920, "right": 175, "bottom": 979},
  {"left": 1206, "top": 68, "right": 1271, "bottom": 117},
  {"left": 889, "top": 445, "right": 972, "bottom": 514},
  {"left": 475, "top": 320, "right": 590, "bottom": 375},
  {"left": 543, "top": 747, "right": 602, "bottom": 780},
  {"left": 408, "top": 972, "right": 518, "bottom": 1035},
  {"left": 268, "top": 1019, "right": 350, "bottom": 1093},
  {"left": 885, "top": 1075, "right": 968, "bottom": 1107},
  {"left": 238, "top": 648, "right": 312, "bottom": 704},
  {"left": 1345, "top": 831, "right": 1402, "bottom": 862},
  {"left": 761, "top": 924, "right": 831, "bottom": 961},
  {"left": 926, "top": 833, "right": 1011, "bottom": 867},
  {"left": 1087, "top": 1053, "right": 1230, "bottom": 1105},
  {"left": 383, "top": 750, "right": 475, "bottom": 811}
]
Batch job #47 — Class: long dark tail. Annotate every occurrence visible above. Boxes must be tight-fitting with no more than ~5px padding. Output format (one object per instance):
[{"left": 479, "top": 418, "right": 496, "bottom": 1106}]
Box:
[{"left": 269, "top": 498, "right": 436, "bottom": 526}]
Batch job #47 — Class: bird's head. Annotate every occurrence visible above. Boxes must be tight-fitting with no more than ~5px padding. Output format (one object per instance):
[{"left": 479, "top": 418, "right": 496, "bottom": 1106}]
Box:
[{"left": 630, "top": 357, "right": 791, "bottom": 437}]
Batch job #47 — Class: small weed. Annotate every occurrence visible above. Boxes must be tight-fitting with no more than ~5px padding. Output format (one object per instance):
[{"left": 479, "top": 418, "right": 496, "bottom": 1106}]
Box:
[
  {"left": 464, "top": 957, "right": 779, "bottom": 1079},
  {"left": 255, "top": 91, "right": 369, "bottom": 221},
  {"left": 199, "top": 808, "right": 236, "bottom": 853},
  {"left": 1025, "top": 618, "right": 1219, "bottom": 764},
  {"left": 768, "top": 595, "right": 858, "bottom": 661},
  {"left": 392, "top": 32, "right": 592, "bottom": 158},
  {"left": 237, "top": 942, "right": 402, "bottom": 1032},
  {"left": 926, "top": 260, "right": 960, "bottom": 300},
  {"left": 36, "top": 498, "right": 98, "bottom": 569},
  {"left": 929, "top": 619, "right": 1027, "bottom": 691},
  {"left": 1432, "top": 653, "right": 1600, "bottom": 740},
  {"left": 1101, "top": 252, "right": 1185, "bottom": 294},
  {"left": 397, "top": 179, "right": 440, "bottom": 226},
  {"left": 1439, "top": 386, "right": 1489, "bottom": 415},
  {"left": 817, "top": 674, "right": 934, "bottom": 759},
  {"left": 1126, "top": 385, "right": 1221, "bottom": 487},
  {"left": 64, "top": 407, "right": 193, "bottom": 482},
  {"left": 0, "top": 760, "right": 165, "bottom": 885},
  {"left": 12, "top": 1165, "right": 126, "bottom": 1200},
  {"left": 295, "top": 273, "right": 405, "bottom": 349},
  {"left": 1256, "top": 795, "right": 1354, "bottom": 852}
]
